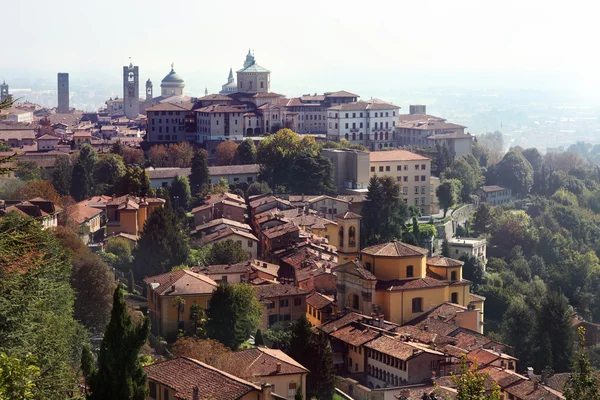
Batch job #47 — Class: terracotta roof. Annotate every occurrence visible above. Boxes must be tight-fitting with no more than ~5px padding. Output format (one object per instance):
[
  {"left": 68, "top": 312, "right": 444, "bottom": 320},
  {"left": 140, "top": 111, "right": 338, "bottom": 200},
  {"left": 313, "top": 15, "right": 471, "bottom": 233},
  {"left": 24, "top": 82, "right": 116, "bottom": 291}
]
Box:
[
  {"left": 364, "top": 335, "right": 424, "bottom": 361},
  {"left": 112, "top": 232, "right": 138, "bottom": 242},
  {"left": 254, "top": 284, "right": 309, "bottom": 299},
  {"left": 451, "top": 330, "right": 495, "bottom": 352},
  {"left": 335, "top": 210, "right": 362, "bottom": 219},
  {"left": 143, "top": 269, "right": 217, "bottom": 296},
  {"left": 144, "top": 357, "right": 261, "bottom": 400},
  {"left": 393, "top": 325, "right": 455, "bottom": 345},
  {"left": 504, "top": 380, "right": 565, "bottom": 400},
  {"left": 193, "top": 262, "right": 251, "bottom": 275},
  {"left": 333, "top": 260, "right": 377, "bottom": 281},
  {"left": 0, "top": 129, "right": 36, "bottom": 140},
  {"left": 479, "top": 366, "right": 527, "bottom": 389},
  {"left": 318, "top": 312, "right": 367, "bottom": 334},
  {"left": 146, "top": 102, "right": 193, "bottom": 112},
  {"left": 70, "top": 202, "right": 103, "bottom": 224},
  {"left": 209, "top": 164, "right": 260, "bottom": 176},
  {"left": 201, "top": 227, "right": 258, "bottom": 243},
  {"left": 376, "top": 277, "right": 450, "bottom": 291},
  {"left": 329, "top": 101, "right": 399, "bottom": 111},
  {"left": 249, "top": 195, "right": 292, "bottom": 210},
  {"left": 427, "top": 132, "right": 473, "bottom": 140},
  {"left": 107, "top": 195, "right": 166, "bottom": 206},
  {"left": 262, "top": 222, "right": 299, "bottom": 240},
  {"left": 478, "top": 185, "right": 508, "bottom": 193},
  {"left": 227, "top": 347, "right": 308, "bottom": 378},
  {"left": 469, "top": 293, "right": 486, "bottom": 302},
  {"left": 197, "top": 94, "right": 233, "bottom": 101},
  {"left": 37, "top": 134, "right": 59, "bottom": 140},
  {"left": 362, "top": 241, "right": 428, "bottom": 257},
  {"left": 330, "top": 323, "right": 379, "bottom": 347},
  {"left": 427, "top": 256, "right": 464, "bottom": 267},
  {"left": 369, "top": 149, "right": 430, "bottom": 162},
  {"left": 196, "top": 105, "right": 245, "bottom": 113},
  {"left": 324, "top": 90, "right": 360, "bottom": 98},
  {"left": 306, "top": 292, "right": 334, "bottom": 310},
  {"left": 398, "top": 114, "right": 445, "bottom": 123},
  {"left": 406, "top": 302, "right": 468, "bottom": 326},
  {"left": 397, "top": 120, "right": 466, "bottom": 131},
  {"left": 247, "top": 259, "right": 280, "bottom": 277}
]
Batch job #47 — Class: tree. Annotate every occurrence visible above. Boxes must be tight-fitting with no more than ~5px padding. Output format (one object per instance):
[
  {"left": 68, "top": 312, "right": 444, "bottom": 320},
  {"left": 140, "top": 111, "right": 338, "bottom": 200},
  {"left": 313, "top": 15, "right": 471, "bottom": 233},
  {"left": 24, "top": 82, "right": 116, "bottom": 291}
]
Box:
[
  {"left": 216, "top": 141, "right": 239, "bottom": 166},
  {"left": 148, "top": 145, "right": 168, "bottom": 167},
  {"left": 103, "top": 237, "right": 133, "bottom": 271},
  {"left": 238, "top": 138, "right": 257, "bottom": 164},
  {"left": 167, "top": 142, "right": 194, "bottom": 168},
  {"left": 95, "top": 154, "right": 126, "bottom": 195},
  {"left": 564, "top": 326, "right": 600, "bottom": 400},
  {"left": 434, "top": 142, "right": 454, "bottom": 175},
  {"left": 169, "top": 175, "right": 192, "bottom": 211},
  {"left": 436, "top": 179, "right": 463, "bottom": 217},
  {"left": 246, "top": 181, "right": 272, "bottom": 198},
  {"left": 11, "top": 179, "right": 62, "bottom": 205},
  {"left": 288, "top": 154, "right": 337, "bottom": 195},
  {"left": 473, "top": 202, "right": 493, "bottom": 234},
  {"left": 361, "top": 176, "right": 409, "bottom": 246},
  {"left": 206, "top": 240, "right": 249, "bottom": 265},
  {"left": 15, "top": 161, "right": 42, "bottom": 181},
  {"left": 500, "top": 297, "right": 538, "bottom": 369},
  {"left": 119, "top": 165, "right": 151, "bottom": 197},
  {"left": 288, "top": 315, "right": 313, "bottom": 371},
  {"left": 189, "top": 303, "right": 207, "bottom": 337},
  {"left": 71, "top": 144, "right": 97, "bottom": 201},
  {"left": 0, "top": 212, "right": 85, "bottom": 399},
  {"left": 133, "top": 206, "right": 190, "bottom": 278},
  {"left": 121, "top": 147, "right": 145, "bottom": 165},
  {"left": 306, "top": 333, "right": 335, "bottom": 400},
  {"left": 51, "top": 155, "right": 73, "bottom": 196},
  {"left": 496, "top": 150, "right": 534, "bottom": 196},
  {"left": 85, "top": 286, "right": 150, "bottom": 400},
  {"left": 452, "top": 355, "right": 502, "bottom": 400},
  {"left": 189, "top": 149, "right": 209, "bottom": 195},
  {"left": 254, "top": 329, "right": 265, "bottom": 346},
  {"left": 170, "top": 337, "right": 240, "bottom": 374},
  {"left": 206, "top": 283, "right": 262, "bottom": 350},
  {"left": 472, "top": 140, "right": 489, "bottom": 168},
  {"left": 0, "top": 352, "right": 40, "bottom": 400},
  {"left": 264, "top": 322, "right": 293, "bottom": 351},
  {"left": 537, "top": 291, "right": 574, "bottom": 373},
  {"left": 459, "top": 254, "right": 485, "bottom": 284},
  {"left": 443, "top": 155, "right": 482, "bottom": 202}
]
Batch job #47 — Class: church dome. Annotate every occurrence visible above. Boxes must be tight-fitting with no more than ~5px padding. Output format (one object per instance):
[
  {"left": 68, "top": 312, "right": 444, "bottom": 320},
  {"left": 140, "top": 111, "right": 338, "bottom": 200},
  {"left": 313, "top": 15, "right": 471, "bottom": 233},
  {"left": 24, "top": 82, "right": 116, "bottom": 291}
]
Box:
[{"left": 161, "top": 66, "right": 185, "bottom": 88}]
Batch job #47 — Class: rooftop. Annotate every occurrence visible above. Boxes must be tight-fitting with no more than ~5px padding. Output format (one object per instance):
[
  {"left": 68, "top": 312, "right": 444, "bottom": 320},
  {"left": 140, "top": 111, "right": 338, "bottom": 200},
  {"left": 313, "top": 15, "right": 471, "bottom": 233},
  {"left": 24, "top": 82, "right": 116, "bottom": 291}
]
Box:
[
  {"left": 361, "top": 241, "right": 428, "bottom": 257},
  {"left": 427, "top": 256, "right": 464, "bottom": 268},
  {"left": 254, "top": 284, "right": 309, "bottom": 299},
  {"left": 478, "top": 185, "right": 509, "bottom": 193},
  {"left": 329, "top": 100, "right": 399, "bottom": 111},
  {"left": 369, "top": 149, "right": 430, "bottom": 163},
  {"left": 306, "top": 292, "right": 334, "bottom": 310},
  {"left": 227, "top": 347, "right": 308, "bottom": 379},
  {"left": 143, "top": 269, "right": 217, "bottom": 296}
]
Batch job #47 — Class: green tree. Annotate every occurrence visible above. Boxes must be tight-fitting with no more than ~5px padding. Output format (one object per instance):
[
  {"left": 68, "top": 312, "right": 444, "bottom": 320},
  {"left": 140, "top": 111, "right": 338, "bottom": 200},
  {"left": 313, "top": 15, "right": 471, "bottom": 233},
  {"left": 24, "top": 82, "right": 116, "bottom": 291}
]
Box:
[
  {"left": 288, "top": 154, "right": 337, "bottom": 195},
  {"left": 169, "top": 175, "right": 192, "bottom": 211},
  {"left": 436, "top": 179, "right": 462, "bottom": 217},
  {"left": 500, "top": 297, "right": 538, "bottom": 369},
  {"left": 264, "top": 322, "right": 293, "bottom": 351},
  {"left": 537, "top": 290, "right": 574, "bottom": 373},
  {"left": 361, "top": 176, "right": 409, "bottom": 246},
  {"left": 95, "top": 153, "right": 126, "bottom": 195},
  {"left": 246, "top": 181, "right": 272, "bottom": 198},
  {"left": 51, "top": 155, "right": 73, "bottom": 196},
  {"left": 452, "top": 355, "right": 502, "bottom": 400},
  {"left": 288, "top": 315, "right": 313, "bottom": 371},
  {"left": 206, "top": 239, "right": 249, "bottom": 265},
  {"left": 15, "top": 161, "right": 42, "bottom": 182},
  {"left": 0, "top": 352, "right": 40, "bottom": 400},
  {"left": 189, "top": 303, "right": 207, "bottom": 337},
  {"left": 472, "top": 140, "right": 489, "bottom": 168},
  {"left": 443, "top": 155, "right": 482, "bottom": 202},
  {"left": 564, "top": 326, "right": 600, "bottom": 400},
  {"left": 496, "top": 150, "right": 534, "bottom": 196},
  {"left": 103, "top": 237, "right": 133, "bottom": 271},
  {"left": 133, "top": 206, "right": 190, "bottom": 277},
  {"left": 238, "top": 138, "right": 257, "bottom": 164},
  {"left": 254, "top": 329, "right": 265, "bottom": 347},
  {"left": 473, "top": 202, "right": 493, "bottom": 234},
  {"left": 189, "top": 149, "right": 209, "bottom": 195},
  {"left": 434, "top": 142, "right": 454, "bottom": 175},
  {"left": 459, "top": 254, "right": 485, "bottom": 284},
  {"left": 70, "top": 144, "right": 98, "bottom": 201},
  {"left": 306, "top": 333, "right": 335, "bottom": 400},
  {"left": 119, "top": 165, "right": 151, "bottom": 197},
  {"left": 206, "top": 283, "right": 262, "bottom": 349},
  {"left": 85, "top": 286, "right": 150, "bottom": 400}
]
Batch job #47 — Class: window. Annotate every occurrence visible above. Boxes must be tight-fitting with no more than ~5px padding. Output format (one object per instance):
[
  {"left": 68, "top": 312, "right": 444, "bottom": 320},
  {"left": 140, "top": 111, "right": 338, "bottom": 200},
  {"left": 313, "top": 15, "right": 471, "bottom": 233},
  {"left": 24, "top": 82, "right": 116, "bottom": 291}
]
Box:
[
  {"left": 403, "top": 187, "right": 408, "bottom": 195},
  {"left": 397, "top": 177, "right": 402, "bottom": 182},
  {"left": 451, "top": 271, "right": 457, "bottom": 281},
  {"left": 360, "top": 122, "right": 363, "bottom": 128},
  {"left": 294, "top": 298, "right": 302, "bottom": 306},
  {"left": 268, "top": 302, "right": 275, "bottom": 309},
  {"left": 221, "top": 275, "right": 228, "bottom": 284},
  {"left": 415, "top": 165, "right": 419, "bottom": 170},
  {"left": 379, "top": 166, "right": 384, "bottom": 172},
  {"left": 288, "top": 382, "right": 297, "bottom": 397},
  {"left": 421, "top": 186, "right": 426, "bottom": 194},
  {"left": 421, "top": 164, "right": 426, "bottom": 170},
  {"left": 403, "top": 165, "right": 408, "bottom": 171},
  {"left": 421, "top": 197, "right": 425, "bottom": 205},
  {"left": 451, "top": 292, "right": 459, "bottom": 304},
  {"left": 345, "top": 113, "right": 349, "bottom": 118},
  {"left": 421, "top": 175, "right": 426, "bottom": 181},
  {"left": 414, "top": 176, "right": 419, "bottom": 181},
  {"left": 158, "top": 135, "right": 164, "bottom": 141},
  {"left": 149, "top": 382, "right": 157, "bottom": 398},
  {"left": 352, "top": 113, "right": 356, "bottom": 118},
  {"left": 386, "top": 166, "right": 390, "bottom": 171},
  {"left": 345, "top": 123, "right": 349, "bottom": 129},
  {"left": 248, "top": 240, "right": 253, "bottom": 248},
  {"left": 407, "top": 265, "right": 414, "bottom": 277},
  {"left": 164, "top": 388, "right": 169, "bottom": 400},
  {"left": 280, "top": 299, "right": 289, "bottom": 307},
  {"left": 412, "top": 297, "right": 423, "bottom": 312},
  {"left": 403, "top": 176, "right": 408, "bottom": 182}
]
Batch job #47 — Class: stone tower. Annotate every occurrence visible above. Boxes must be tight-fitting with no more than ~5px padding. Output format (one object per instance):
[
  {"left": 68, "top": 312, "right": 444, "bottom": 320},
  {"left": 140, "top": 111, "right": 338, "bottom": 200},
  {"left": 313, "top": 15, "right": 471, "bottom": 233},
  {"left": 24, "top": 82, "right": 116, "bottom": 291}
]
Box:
[
  {"left": 336, "top": 211, "right": 362, "bottom": 263},
  {"left": 0, "top": 80, "right": 10, "bottom": 103},
  {"left": 146, "top": 78, "right": 153, "bottom": 101},
  {"left": 236, "top": 50, "right": 271, "bottom": 94},
  {"left": 57, "top": 73, "right": 69, "bottom": 113},
  {"left": 123, "top": 63, "right": 140, "bottom": 119}
]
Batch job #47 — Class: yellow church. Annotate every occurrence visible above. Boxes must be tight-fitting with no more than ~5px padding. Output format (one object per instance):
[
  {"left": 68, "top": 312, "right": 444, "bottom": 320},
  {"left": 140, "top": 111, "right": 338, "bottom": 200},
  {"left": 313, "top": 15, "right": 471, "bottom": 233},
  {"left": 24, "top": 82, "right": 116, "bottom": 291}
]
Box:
[{"left": 333, "top": 241, "right": 485, "bottom": 333}]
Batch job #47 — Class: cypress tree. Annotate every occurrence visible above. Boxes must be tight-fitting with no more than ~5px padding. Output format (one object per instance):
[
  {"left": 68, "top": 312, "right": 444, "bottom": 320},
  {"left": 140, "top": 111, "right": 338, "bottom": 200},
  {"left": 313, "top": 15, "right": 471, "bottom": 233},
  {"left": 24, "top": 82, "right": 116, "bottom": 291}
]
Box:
[
  {"left": 189, "top": 149, "right": 209, "bottom": 195},
  {"left": 288, "top": 315, "right": 313, "bottom": 370},
  {"left": 86, "top": 286, "right": 150, "bottom": 400},
  {"left": 307, "top": 333, "right": 335, "bottom": 400},
  {"left": 71, "top": 144, "right": 97, "bottom": 201},
  {"left": 254, "top": 329, "right": 265, "bottom": 347}
]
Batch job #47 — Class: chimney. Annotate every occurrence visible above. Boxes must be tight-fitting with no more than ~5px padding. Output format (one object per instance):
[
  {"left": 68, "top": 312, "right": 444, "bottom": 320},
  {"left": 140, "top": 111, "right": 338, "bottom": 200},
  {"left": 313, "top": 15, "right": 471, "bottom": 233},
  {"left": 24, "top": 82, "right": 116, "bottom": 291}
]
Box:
[
  {"left": 423, "top": 324, "right": 429, "bottom": 331},
  {"left": 262, "top": 383, "right": 272, "bottom": 400},
  {"left": 542, "top": 371, "right": 548, "bottom": 384},
  {"left": 526, "top": 367, "right": 534, "bottom": 379},
  {"left": 534, "top": 380, "right": 539, "bottom": 390},
  {"left": 192, "top": 386, "right": 199, "bottom": 400},
  {"left": 276, "top": 362, "right": 282, "bottom": 373}
]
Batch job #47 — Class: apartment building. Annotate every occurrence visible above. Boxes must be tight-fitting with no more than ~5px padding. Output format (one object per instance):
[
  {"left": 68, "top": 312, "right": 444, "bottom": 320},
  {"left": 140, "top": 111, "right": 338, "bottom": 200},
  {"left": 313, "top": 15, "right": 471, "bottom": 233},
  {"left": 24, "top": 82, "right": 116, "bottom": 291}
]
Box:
[
  {"left": 146, "top": 102, "right": 195, "bottom": 143},
  {"left": 369, "top": 149, "right": 434, "bottom": 215},
  {"left": 255, "top": 284, "right": 309, "bottom": 330},
  {"left": 476, "top": 185, "right": 513, "bottom": 206},
  {"left": 448, "top": 237, "right": 487, "bottom": 267},
  {"left": 327, "top": 101, "right": 400, "bottom": 150},
  {"left": 195, "top": 105, "right": 247, "bottom": 143},
  {"left": 321, "top": 148, "right": 370, "bottom": 192}
]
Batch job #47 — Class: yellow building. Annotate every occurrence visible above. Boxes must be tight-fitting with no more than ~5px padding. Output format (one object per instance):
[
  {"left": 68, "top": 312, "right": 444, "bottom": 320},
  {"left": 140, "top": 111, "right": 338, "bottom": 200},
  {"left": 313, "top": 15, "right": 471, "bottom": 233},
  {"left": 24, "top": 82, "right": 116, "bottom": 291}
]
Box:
[
  {"left": 144, "top": 269, "right": 217, "bottom": 340},
  {"left": 306, "top": 292, "right": 337, "bottom": 327},
  {"left": 336, "top": 210, "right": 362, "bottom": 263},
  {"left": 106, "top": 195, "right": 165, "bottom": 236},
  {"left": 334, "top": 241, "right": 485, "bottom": 332}
]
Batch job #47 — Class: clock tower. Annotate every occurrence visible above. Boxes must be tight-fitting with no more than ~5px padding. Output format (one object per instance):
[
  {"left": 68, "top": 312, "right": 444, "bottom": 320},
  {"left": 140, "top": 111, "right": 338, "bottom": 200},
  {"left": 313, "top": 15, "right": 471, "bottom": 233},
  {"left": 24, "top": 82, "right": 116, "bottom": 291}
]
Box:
[{"left": 123, "top": 62, "right": 139, "bottom": 119}]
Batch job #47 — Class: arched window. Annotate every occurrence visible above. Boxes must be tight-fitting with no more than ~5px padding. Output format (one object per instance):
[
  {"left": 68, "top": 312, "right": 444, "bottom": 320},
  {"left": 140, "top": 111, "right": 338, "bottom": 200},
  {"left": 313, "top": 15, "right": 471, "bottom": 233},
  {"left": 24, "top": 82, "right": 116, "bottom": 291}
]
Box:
[
  {"left": 339, "top": 226, "right": 344, "bottom": 247},
  {"left": 352, "top": 132, "right": 356, "bottom": 140},
  {"left": 359, "top": 132, "right": 363, "bottom": 140},
  {"left": 348, "top": 226, "right": 356, "bottom": 247},
  {"left": 247, "top": 128, "right": 253, "bottom": 135},
  {"left": 385, "top": 132, "right": 389, "bottom": 140},
  {"left": 345, "top": 133, "right": 349, "bottom": 140}
]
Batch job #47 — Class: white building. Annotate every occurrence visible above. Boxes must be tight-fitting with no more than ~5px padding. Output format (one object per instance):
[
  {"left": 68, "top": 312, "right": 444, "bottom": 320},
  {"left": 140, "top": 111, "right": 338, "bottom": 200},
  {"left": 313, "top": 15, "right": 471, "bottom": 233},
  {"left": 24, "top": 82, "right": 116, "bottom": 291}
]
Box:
[
  {"left": 327, "top": 101, "right": 400, "bottom": 150},
  {"left": 195, "top": 105, "right": 246, "bottom": 143},
  {"left": 475, "top": 185, "right": 513, "bottom": 206},
  {"left": 447, "top": 237, "right": 487, "bottom": 267}
]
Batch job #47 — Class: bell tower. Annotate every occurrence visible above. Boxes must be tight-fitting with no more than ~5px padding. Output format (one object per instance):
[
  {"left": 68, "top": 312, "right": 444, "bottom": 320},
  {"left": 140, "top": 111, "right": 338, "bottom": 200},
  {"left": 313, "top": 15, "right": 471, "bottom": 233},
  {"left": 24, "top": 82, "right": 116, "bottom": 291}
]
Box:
[
  {"left": 336, "top": 211, "right": 362, "bottom": 263},
  {"left": 123, "top": 62, "right": 139, "bottom": 119},
  {"left": 146, "top": 78, "right": 153, "bottom": 101},
  {"left": 0, "top": 80, "right": 10, "bottom": 103}
]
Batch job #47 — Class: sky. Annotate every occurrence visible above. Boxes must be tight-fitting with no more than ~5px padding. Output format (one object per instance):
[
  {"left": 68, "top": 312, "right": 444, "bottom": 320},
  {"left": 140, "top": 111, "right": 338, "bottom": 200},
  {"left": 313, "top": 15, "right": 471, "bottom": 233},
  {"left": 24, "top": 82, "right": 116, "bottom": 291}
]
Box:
[{"left": 2, "top": 0, "right": 600, "bottom": 101}]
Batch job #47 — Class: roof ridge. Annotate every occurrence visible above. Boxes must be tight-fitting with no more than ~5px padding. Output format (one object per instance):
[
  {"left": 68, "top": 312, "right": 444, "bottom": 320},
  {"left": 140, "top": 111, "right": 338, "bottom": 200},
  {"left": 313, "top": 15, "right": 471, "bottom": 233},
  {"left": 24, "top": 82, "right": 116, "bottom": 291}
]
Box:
[{"left": 180, "top": 357, "right": 261, "bottom": 390}]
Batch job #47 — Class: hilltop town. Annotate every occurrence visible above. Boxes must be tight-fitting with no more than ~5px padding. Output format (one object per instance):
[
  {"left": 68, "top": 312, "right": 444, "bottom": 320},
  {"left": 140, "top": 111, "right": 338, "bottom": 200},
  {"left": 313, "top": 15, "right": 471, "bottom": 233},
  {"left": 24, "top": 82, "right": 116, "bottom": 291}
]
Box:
[{"left": 2, "top": 51, "right": 600, "bottom": 400}]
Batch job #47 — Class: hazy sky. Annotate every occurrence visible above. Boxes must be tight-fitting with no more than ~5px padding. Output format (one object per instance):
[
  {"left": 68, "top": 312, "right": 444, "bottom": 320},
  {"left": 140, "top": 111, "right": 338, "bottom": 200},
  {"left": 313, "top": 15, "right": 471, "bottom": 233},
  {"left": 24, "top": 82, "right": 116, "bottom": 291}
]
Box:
[{"left": 3, "top": 0, "right": 599, "bottom": 100}]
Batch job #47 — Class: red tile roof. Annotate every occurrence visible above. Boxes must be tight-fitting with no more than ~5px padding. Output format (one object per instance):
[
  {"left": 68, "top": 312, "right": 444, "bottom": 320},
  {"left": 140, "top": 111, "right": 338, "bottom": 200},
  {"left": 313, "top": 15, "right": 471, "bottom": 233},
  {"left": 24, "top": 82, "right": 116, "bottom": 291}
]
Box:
[
  {"left": 254, "top": 284, "right": 309, "bottom": 299},
  {"left": 333, "top": 260, "right": 377, "bottom": 281},
  {"left": 262, "top": 222, "right": 299, "bottom": 239},
  {"left": 478, "top": 185, "right": 508, "bottom": 193},
  {"left": 504, "top": 380, "right": 564, "bottom": 400},
  {"left": 330, "top": 323, "right": 379, "bottom": 347},
  {"left": 201, "top": 227, "right": 258, "bottom": 244},
  {"left": 324, "top": 90, "right": 360, "bottom": 98},
  {"left": 369, "top": 150, "right": 430, "bottom": 162},
  {"left": 227, "top": 347, "right": 308, "bottom": 378},
  {"left": 376, "top": 277, "right": 449, "bottom": 291},
  {"left": 144, "top": 357, "right": 261, "bottom": 400},
  {"left": 318, "top": 312, "right": 365, "bottom": 334},
  {"left": 427, "top": 256, "right": 464, "bottom": 268},
  {"left": 70, "top": 202, "right": 103, "bottom": 224},
  {"left": 362, "top": 241, "right": 428, "bottom": 257},
  {"left": 364, "top": 335, "right": 423, "bottom": 361},
  {"left": 329, "top": 101, "right": 399, "bottom": 111},
  {"left": 143, "top": 269, "right": 217, "bottom": 296},
  {"left": 335, "top": 210, "right": 362, "bottom": 220},
  {"left": 306, "top": 292, "right": 334, "bottom": 310}
]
